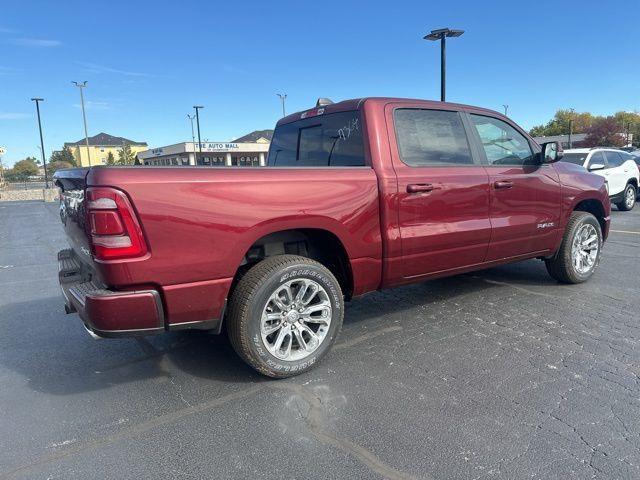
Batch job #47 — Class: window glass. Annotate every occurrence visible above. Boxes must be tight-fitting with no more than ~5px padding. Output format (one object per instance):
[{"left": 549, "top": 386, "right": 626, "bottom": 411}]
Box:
[
  {"left": 267, "top": 111, "right": 365, "bottom": 167},
  {"left": 604, "top": 151, "right": 624, "bottom": 167},
  {"left": 393, "top": 109, "right": 473, "bottom": 166},
  {"left": 587, "top": 151, "right": 607, "bottom": 169},
  {"left": 471, "top": 114, "right": 533, "bottom": 166},
  {"left": 619, "top": 152, "right": 633, "bottom": 161},
  {"left": 561, "top": 152, "right": 589, "bottom": 166}
]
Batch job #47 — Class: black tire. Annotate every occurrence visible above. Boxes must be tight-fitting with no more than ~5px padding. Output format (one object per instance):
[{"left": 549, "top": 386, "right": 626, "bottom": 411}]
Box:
[
  {"left": 615, "top": 183, "right": 636, "bottom": 211},
  {"left": 226, "top": 255, "right": 343, "bottom": 378},
  {"left": 545, "top": 211, "right": 602, "bottom": 284}
]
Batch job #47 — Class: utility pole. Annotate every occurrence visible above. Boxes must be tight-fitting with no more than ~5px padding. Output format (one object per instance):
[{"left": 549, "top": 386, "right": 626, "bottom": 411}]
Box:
[
  {"left": 31, "top": 98, "right": 49, "bottom": 188},
  {"left": 424, "top": 28, "right": 464, "bottom": 102},
  {"left": 193, "top": 105, "right": 204, "bottom": 160},
  {"left": 276, "top": 93, "right": 287, "bottom": 117},
  {"left": 568, "top": 108, "right": 575, "bottom": 149},
  {"left": 72, "top": 81, "right": 91, "bottom": 166},
  {"left": 187, "top": 114, "right": 197, "bottom": 165}
]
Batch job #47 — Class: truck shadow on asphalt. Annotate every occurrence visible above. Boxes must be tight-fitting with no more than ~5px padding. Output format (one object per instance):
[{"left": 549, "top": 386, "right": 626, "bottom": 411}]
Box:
[{"left": 0, "top": 260, "right": 565, "bottom": 396}]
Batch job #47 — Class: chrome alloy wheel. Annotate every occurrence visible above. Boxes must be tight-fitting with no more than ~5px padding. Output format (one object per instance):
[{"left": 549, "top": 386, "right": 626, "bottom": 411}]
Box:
[
  {"left": 571, "top": 223, "right": 599, "bottom": 275},
  {"left": 625, "top": 186, "right": 635, "bottom": 209},
  {"left": 260, "top": 278, "right": 332, "bottom": 361}
]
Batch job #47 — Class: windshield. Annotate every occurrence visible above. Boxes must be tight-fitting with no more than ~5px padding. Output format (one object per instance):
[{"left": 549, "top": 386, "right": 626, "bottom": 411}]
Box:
[
  {"left": 267, "top": 111, "right": 365, "bottom": 167},
  {"left": 561, "top": 152, "right": 589, "bottom": 166}
]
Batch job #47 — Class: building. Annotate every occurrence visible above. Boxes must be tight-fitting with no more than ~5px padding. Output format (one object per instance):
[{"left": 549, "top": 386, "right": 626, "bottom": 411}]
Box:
[
  {"left": 533, "top": 133, "right": 633, "bottom": 149},
  {"left": 64, "top": 133, "right": 148, "bottom": 167},
  {"left": 138, "top": 131, "right": 273, "bottom": 167}
]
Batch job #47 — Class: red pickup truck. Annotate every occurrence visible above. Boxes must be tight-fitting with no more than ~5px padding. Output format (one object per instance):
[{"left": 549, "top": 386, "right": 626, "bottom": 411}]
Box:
[{"left": 54, "top": 97, "right": 610, "bottom": 377}]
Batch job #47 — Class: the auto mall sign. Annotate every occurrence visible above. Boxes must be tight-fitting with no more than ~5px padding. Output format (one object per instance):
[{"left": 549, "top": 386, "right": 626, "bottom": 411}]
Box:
[{"left": 196, "top": 142, "right": 239, "bottom": 152}]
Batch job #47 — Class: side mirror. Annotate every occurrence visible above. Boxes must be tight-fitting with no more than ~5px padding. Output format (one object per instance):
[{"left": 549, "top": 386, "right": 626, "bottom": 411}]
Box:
[
  {"left": 589, "top": 163, "right": 605, "bottom": 171},
  {"left": 541, "top": 141, "right": 563, "bottom": 163}
]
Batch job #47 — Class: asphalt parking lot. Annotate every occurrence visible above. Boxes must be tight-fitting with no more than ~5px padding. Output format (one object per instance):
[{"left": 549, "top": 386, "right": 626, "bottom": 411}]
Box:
[{"left": 0, "top": 201, "right": 638, "bottom": 480}]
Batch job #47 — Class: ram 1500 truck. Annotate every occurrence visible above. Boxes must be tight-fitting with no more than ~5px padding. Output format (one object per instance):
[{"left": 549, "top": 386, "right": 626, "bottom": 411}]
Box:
[{"left": 54, "top": 97, "right": 611, "bottom": 377}]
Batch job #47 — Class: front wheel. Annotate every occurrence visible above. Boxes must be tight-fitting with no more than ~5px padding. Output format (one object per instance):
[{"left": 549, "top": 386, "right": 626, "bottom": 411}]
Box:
[
  {"left": 227, "top": 255, "right": 344, "bottom": 378},
  {"left": 545, "top": 211, "right": 602, "bottom": 284},
  {"left": 615, "top": 183, "right": 636, "bottom": 211}
]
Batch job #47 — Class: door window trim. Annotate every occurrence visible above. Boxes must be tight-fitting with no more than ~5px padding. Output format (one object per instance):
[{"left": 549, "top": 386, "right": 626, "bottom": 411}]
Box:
[{"left": 391, "top": 106, "right": 483, "bottom": 168}]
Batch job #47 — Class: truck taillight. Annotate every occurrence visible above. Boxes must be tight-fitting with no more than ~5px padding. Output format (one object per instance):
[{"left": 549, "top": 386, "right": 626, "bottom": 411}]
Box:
[{"left": 85, "top": 187, "right": 148, "bottom": 261}]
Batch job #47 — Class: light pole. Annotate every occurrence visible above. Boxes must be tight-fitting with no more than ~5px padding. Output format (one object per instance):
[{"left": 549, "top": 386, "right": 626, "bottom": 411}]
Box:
[
  {"left": 187, "top": 114, "right": 197, "bottom": 164},
  {"left": 72, "top": 81, "right": 91, "bottom": 166},
  {"left": 31, "top": 98, "right": 49, "bottom": 188},
  {"left": 276, "top": 93, "right": 287, "bottom": 117},
  {"left": 568, "top": 108, "right": 575, "bottom": 149},
  {"left": 193, "top": 105, "right": 204, "bottom": 160},
  {"left": 423, "top": 28, "right": 464, "bottom": 102},
  {"left": 503, "top": 104, "right": 509, "bottom": 116}
]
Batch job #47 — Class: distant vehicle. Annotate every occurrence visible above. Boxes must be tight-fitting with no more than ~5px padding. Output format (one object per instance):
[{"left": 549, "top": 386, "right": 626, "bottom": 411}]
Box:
[
  {"left": 54, "top": 98, "right": 611, "bottom": 377},
  {"left": 562, "top": 148, "right": 639, "bottom": 211}
]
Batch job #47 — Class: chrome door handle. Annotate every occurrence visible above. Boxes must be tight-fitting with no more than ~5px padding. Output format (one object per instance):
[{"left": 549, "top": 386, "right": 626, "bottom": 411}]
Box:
[{"left": 494, "top": 180, "right": 514, "bottom": 189}]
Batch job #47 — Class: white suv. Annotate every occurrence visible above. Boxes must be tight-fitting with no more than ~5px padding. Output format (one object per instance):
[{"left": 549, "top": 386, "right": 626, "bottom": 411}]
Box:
[{"left": 562, "top": 148, "right": 639, "bottom": 211}]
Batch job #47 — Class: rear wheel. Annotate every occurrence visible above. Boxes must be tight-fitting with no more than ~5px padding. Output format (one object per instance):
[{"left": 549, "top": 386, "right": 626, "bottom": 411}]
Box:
[
  {"left": 616, "top": 183, "right": 636, "bottom": 211},
  {"left": 545, "top": 211, "right": 602, "bottom": 284},
  {"left": 227, "top": 255, "right": 343, "bottom": 378}
]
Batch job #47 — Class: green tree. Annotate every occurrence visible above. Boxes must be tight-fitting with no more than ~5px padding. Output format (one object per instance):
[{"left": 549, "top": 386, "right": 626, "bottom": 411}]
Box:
[
  {"left": 50, "top": 146, "right": 76, "bottom": 166},
  {"left": 47, "top": 160, "right": 74, "bottom": 174},
  {"left": 530, "top": 110, "right": 595, "bottom": 137},
  {"left": 12, "top": 158, "right": 39, "bottom": 176},
  {"left": 117, "top": 144, "right": 136, "bottom": 165},
  {"left": 613, "top": 111, "right": 640, "bottom": 147},
  {"left": 105, "top": 151, "right": 116, "bottom": 165}
]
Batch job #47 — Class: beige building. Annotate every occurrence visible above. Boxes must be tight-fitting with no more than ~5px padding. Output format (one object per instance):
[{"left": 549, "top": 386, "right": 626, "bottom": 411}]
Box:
[
  {"left": 64, "top": 133, "right": 148, "bottom": 166},
  {"left": 138, "top": 130, "right": 272, "bottom": 167}
]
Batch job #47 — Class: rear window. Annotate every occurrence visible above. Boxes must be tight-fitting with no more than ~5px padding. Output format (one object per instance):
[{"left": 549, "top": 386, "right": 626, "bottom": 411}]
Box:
[
  {"left": 561, "top": 153, "right": 589, "bottom": 166},
  {"left": 267, "top": 111, "right": 365, "bottom": 167}
]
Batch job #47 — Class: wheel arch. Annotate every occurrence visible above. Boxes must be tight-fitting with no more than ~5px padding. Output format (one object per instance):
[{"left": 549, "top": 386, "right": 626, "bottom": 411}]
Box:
[
  {"left": 573, "top": 198, "right": 607, "bottom": 233},
  {"left": 231, "top": 227, "right": 354, "bottom": 301}
]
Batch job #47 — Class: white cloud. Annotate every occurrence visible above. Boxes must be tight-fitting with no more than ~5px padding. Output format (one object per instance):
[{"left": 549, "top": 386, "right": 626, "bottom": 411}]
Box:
[
  {"left": 8, "top": 37, "right": 61, "bottom": 47},
  {"left": 72, "top": 101, "right": 111, "bottom": 111},
  {"left": 77, "top": 62, "right": 152, "bottom": 77},
  {"left": 0, "top": 112, "right": 30, "bottom": 120}
]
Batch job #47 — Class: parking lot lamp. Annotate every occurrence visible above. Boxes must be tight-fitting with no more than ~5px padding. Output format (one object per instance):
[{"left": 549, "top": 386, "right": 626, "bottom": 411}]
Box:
[
  {"left": 30, "top": 98, "right": 49, "bottom": 188},
  {"left": 503, "top": 104, "right": 509, "bottom": 116},
  {"left": 187, "top": 114, "right": 197, "bottom": 163},
  {"left": 193, "top": 106, "right": 204, "bottom": 158},
  {"left": 423, "top": 28, "right": 464, "bottom": 102},
  {"left": 277, "top": 93, "right": 287, "bottom": 117},
  {"left": 72, "top": 81, "right": 91, "bottom": 166}
]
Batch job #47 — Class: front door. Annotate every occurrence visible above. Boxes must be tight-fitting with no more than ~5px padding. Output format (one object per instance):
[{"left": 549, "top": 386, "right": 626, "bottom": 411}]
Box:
[
  {"left": 467, "top": 112, "right": 561, "bottom": 260},
  {"left": 387, "top": 105, "right": 492, "bottom": 279}
]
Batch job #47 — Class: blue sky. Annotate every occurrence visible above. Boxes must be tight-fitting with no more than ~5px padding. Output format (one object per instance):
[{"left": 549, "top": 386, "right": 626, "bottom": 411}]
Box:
[{"left": 1, "top": 0, "right": 639, "bottom": 166}]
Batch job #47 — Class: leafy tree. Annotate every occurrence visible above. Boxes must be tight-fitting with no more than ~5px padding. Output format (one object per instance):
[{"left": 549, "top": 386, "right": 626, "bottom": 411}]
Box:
[
  {"left": 50, "top": 146, "right": 76, "bottom": 166},
  {"left": 12, "top": 158, "right": 39, "bottom": 177},
  {"left": 105, "top": 151, "right": 116, "bottom": 165},
  {"left": 47, "top": 161, "right": 74, "bottom": 174},
  {"left": 529, "top": 110, "right": 594, "bottom": 137},
  {"left": 613, "top": 111, "right": 640, "bottom": 147},
  {"left": 583, "top": 117, "right": 626, "bottom": 148},
  {"left": 117, "top": 144, "right": 136, "bottom": 165}
]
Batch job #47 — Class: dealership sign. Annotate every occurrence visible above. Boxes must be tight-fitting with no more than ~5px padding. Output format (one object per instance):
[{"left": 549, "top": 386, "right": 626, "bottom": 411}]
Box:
[{"left": 196, "top": 143, "right": 239, "bottom": 152}]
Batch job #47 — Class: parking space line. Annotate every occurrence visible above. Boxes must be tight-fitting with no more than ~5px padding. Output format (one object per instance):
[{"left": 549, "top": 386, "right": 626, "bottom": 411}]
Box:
[{"left": 610, "top": 229, "right": 640, "bottom": 235}]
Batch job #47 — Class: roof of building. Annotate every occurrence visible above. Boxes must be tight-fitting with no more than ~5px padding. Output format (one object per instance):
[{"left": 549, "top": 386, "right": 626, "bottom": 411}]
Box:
[
  {"left": 64, "top": 132, "right": 147, "bottom": 147},
  {"left": 532, "top": 133, "right": 588, "bottom": 143},
  {"left": 231, "top": 130, "right": 273, "bottom": 143}
]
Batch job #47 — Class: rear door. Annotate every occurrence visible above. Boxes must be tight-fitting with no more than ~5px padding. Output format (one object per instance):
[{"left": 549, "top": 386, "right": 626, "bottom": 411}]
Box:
[
  {"left": 386, "top": 104, "right": 491, "bottom": 279},
  {"left": 466, "top": 112, "right": 561, "bottom": 260},
  {"left": 602, "top": 150, "right": 627, "bottom": 195}
]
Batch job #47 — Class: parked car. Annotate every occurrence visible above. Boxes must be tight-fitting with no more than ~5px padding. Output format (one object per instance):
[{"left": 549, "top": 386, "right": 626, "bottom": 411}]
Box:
[
  {"left": 561, "top": 148, "right": 639, "bottom": 211},
  {"left": 54, "top": 98, "right": 611, "bottom": 377}
]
